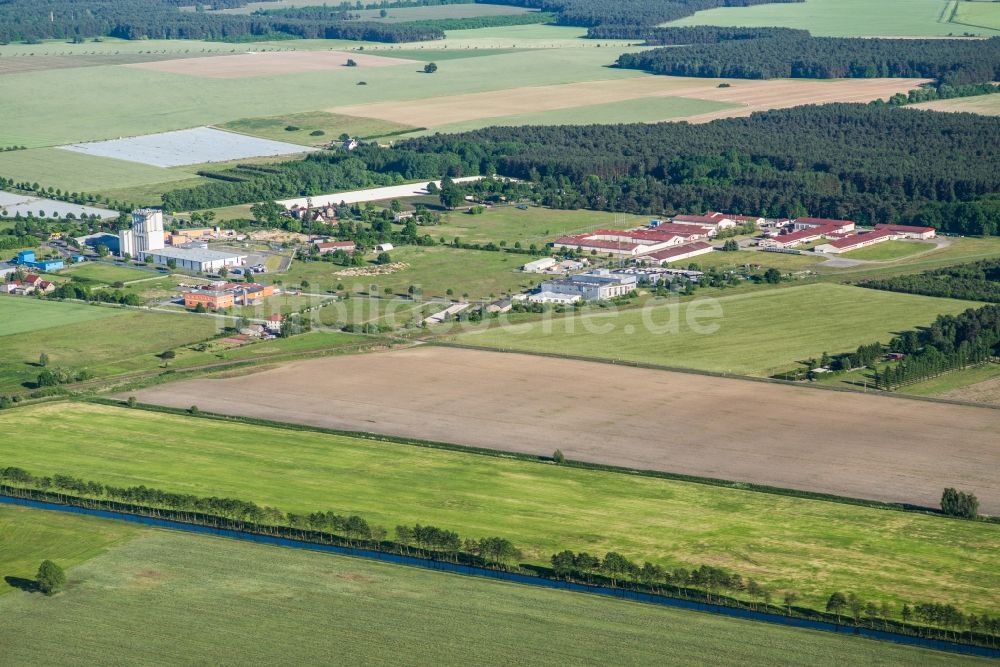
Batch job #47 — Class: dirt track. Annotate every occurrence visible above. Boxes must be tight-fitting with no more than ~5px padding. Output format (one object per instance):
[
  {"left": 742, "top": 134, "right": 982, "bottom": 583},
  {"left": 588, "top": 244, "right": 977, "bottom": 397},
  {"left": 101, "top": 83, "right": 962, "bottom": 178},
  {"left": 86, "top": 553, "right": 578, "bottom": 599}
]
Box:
[
  {"left": 127, "top": 50, "right": 417, "bottom": 78},
  {"left": 128, "top": 346, "right": 1000, "bottom": 513},
  {"left": 329, "top": 76, "right": 929, "bottom": 127}
]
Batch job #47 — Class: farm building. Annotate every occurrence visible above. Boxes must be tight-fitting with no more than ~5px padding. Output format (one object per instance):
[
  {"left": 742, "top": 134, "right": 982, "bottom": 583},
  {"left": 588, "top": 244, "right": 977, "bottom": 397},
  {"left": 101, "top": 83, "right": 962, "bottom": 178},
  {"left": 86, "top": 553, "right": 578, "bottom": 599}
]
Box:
[
  {"left": 145, "top": 247, "right": 247, "bottom": 273},
  {"left": 486, "top": 298, "right": 513, "bottom": 314},
  {"left": 424, "top": 302, "right": 470, "bottom": 325},
  {"left": 522, "top": 257, "right": 557, "bottom": 273},
  {"left": 524, "top": 291, "right": 581, "bottom": 305},
  {"left": 315, "top": 240, "right": 357, "bottom": 254},
  {"left": 671, "top": 212, "right": 737, "bottom": 229},
  {"left": 814, "top": 230, "right": 900, "bottom": 254},
  {"left": 873, "top": 224, "right": 936, "bottom": 239},
  {"left": 375, "top": 243, "right": 394, "bottom": 253},
  {"left": 638, "top": 241, "right": 715, "bottom": 266},
  {"left": 264, "top": 313, "right": 283, "bottom": 333},
  {"left": 792, "top": 217, "right": 856, "bottom": 233}
]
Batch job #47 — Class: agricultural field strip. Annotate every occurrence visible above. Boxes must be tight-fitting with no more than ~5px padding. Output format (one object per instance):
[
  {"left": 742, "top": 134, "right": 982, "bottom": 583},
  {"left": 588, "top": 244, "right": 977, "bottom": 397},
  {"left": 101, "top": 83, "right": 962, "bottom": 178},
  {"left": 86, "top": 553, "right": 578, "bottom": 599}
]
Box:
[
  {"left": 330, "top": 76, "right": 928, "bottom": 128},
  {"left": 0, "top": 190, "right": 117, "bottom": 219},
  {"left": 125, "top": 50, "right": 419, "bottom": 78},
  {"left": 126, "top": 344, "right": 1000, "bottom": 514},
  {"left": 0, "top": 508, "right": 978, "bottom": 666},
  {"left": 59, "top": 127, "right": 319, "bottom": 168},
  {"left": 1, "top": 401, "right": 998, "bottom": 615}
]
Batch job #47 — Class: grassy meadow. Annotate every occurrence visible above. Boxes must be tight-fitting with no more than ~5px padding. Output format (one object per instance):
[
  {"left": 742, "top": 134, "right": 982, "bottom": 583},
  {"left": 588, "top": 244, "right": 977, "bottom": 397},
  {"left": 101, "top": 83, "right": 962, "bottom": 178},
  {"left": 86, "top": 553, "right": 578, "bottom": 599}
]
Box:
[
  {"left": 451, "top": 283, "right": 980, "bottom": 376},
  {"left": 0, "top": 401, "right": 997, "bottom": 616},
  {"left": 664, "top": 0, "right": 1000, "bottom": 36},
  {"left": 0, "top": 299, "right": 221, "bottom": 392},
  {"left": 0, "top": 508, "right": 978, "bottom": 666},
  {"left": 282, "top": 245, "right": 537, "bottom": 299},
  {"left": 424, "top": 206, "right": 650, "bottom": 246}
]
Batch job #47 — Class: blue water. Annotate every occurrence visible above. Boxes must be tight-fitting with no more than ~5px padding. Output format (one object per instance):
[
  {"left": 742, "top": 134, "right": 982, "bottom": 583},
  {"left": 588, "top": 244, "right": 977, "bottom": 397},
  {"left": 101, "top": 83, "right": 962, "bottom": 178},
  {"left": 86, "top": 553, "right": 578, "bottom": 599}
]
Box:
[{"left": 1, "top": 494, "right": 995, "bottom": 659}]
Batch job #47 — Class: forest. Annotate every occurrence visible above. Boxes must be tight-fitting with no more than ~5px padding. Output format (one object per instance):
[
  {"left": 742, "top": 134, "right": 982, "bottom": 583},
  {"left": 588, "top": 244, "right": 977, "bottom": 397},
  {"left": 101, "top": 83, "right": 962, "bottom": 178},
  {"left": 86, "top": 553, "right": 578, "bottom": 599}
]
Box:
[
  {"left": 164, "top": 105, "right": 1000, "bottom": 228},
  {"left": 616, "top": 36, "right": 1000, "bottom": 85},
  {"left": 587, "top": 24, "right": 807, "bottom": 43},
  {"left": 859, "top": 259, "right": 1000, "bottom": 303},
  {"left": 0, "top": 0, "right": 446, "bottom": 43},
  {"left": 487, "top": 0, "right": 802, "bottom": 29},
  {"left": 0, "top": 0, "right": 803, "bottom": 43}
]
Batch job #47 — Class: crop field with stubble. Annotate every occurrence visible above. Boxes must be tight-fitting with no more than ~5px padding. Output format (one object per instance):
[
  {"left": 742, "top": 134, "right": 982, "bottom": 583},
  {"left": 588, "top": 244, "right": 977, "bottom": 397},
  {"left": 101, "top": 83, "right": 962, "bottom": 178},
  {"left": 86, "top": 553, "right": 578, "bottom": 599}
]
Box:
[
  {"left": 1, "top": 402, "right": 997, "bottom": 617},
  {"left": 0, "top": 507, "right": 980, "bottom": 667}
]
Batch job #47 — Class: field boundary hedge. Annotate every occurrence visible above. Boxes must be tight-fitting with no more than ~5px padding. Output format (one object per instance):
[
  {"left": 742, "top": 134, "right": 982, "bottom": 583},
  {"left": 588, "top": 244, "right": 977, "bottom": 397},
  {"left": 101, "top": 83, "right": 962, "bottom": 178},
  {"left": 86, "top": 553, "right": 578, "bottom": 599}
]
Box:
[
  {"left": 1, "top": 491, "right": 996, "bottom": 657},
  {"left": 76, "top": 396, "right": 998, "bottom": 523}
]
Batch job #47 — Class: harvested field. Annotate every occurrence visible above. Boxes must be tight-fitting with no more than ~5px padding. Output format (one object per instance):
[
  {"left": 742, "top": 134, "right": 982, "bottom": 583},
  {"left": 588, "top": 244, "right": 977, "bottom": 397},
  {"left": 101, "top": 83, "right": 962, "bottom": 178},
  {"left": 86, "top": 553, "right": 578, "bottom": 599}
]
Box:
[
  {"left": 127, "top": 50, "right": 418, "bottom": 78},
  {"left": 329, "top": 76, "right": 929, "bottom": 128},
  {"left": 939, "top": 377, "right": 1000, "bottom": 407},
  {"left": 913, "top": 94, "right": 1000, "bottom": 116},
  {"left": 128, "top": 346, "right": 1000, "bottom": 513}
]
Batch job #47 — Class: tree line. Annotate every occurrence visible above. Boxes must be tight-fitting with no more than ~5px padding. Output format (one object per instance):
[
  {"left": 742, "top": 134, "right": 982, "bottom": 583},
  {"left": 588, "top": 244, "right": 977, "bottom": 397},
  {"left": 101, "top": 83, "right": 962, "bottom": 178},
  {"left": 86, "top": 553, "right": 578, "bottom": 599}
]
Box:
[
  {"left": 859, "top": 259, "right": 1000, "bottom": 303},
  {"left": 0, "top": 463, "right": 996, "bottom": 645},
  {"left": 485, "top": 0, "right": 802, "bottom": 29},
  {"left": 587, "top": 24, "right": 808, "bottom": 43},
  {"left": 825, "top": 305, "right": 1000, "bottom": 390},
  {"left": 615, "top": 36, "right": 1000, "bottom": 86}
]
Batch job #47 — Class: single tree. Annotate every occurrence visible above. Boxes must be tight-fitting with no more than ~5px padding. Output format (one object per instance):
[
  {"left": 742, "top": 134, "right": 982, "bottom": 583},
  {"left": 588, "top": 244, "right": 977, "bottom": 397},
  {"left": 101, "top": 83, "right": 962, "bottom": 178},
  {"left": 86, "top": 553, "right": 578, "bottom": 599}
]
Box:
[
  {"left": 826, "top": 591, "right": 848, "bottom": 621},
  {"left": 36, "top": 560, "right": 66, "bottom": 596},
  {"left": 38, "top": 352, "right": 49, "bottom": 367},
  {"left": 423, "top": 62, "right": 438, "bottom": 74},
  {"left": 552, "top": 449, "right": 565, "bottom": 464}
]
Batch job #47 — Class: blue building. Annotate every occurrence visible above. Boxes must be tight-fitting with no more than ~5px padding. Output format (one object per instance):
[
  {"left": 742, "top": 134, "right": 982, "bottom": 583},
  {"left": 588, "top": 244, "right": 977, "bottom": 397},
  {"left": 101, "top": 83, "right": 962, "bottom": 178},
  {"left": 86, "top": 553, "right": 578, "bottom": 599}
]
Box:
[{"left": 14, "top": 250, "right": 64, "bottom": 272}]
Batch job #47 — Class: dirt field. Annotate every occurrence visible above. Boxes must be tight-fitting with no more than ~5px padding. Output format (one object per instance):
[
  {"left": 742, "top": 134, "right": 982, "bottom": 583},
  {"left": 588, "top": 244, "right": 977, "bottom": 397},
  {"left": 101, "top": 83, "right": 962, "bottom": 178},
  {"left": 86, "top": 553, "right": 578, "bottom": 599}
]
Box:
[
  {"left": 127, "top": 50, "right": 418, "bottom": 78},
  {"left": 939, "top": 377, "right": 1000, "bottom": 406},
  {"left": 128, "top": 346, "right": 1000, "bottom": 513},
  {"left": 329, "top": 76, "right": 929, "bottom": 127}
]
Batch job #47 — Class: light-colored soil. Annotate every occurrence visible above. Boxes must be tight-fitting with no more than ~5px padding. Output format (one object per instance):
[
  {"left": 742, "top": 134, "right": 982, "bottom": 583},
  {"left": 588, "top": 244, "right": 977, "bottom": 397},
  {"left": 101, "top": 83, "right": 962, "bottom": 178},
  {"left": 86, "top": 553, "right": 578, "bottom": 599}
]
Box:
[
  {"left": 128, "top": 346, "right": 1000, "bottom": 513},
  {"left": 329, "top": 76, "right": 929, "bottom": 127},
  {"left": 939, "top": 377, "right": 1000, "bottom": 407},
  {"left": 126, "top": 50, "right": 418, "bottom": 78}
]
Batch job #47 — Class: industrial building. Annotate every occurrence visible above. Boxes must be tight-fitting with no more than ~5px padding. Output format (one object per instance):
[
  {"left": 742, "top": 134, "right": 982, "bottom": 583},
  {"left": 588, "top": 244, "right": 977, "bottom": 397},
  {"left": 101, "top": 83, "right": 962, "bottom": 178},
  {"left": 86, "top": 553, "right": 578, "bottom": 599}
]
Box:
[
  {"left": 537, "top": 269, "right": 637, "bottom": 302},
  {"left": 14, "top": 250, "right": 63, "bottom": 272},
  {"left": 145, "top": 247, "right": 247, "bottom": 273},
  {"left": 182, "top": 282, "right": 275, "bottom": 310},
  {"left": 119, "top": 208, "right": 165, "bottom": 258}
]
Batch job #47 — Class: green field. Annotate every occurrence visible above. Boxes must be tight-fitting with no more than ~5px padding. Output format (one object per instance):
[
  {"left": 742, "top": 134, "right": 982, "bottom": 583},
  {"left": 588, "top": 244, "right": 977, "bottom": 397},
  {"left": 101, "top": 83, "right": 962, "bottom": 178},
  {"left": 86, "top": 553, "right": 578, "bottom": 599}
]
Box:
[
  {"left": 1, "top": 401, "right": 997, "bottom": 616},
  {"left": 282, "top": 245, "right": 538, "bottom": 299},
  {"left": 221, "top": 111, "right": 417, "bottom": 145},
  {"left": 452, "top": 283, "right": 980, "bottom": 375},
  {"left": 840, "top": 240, "right": 938, "bottom": 261},
  {"left": 0, "top": 147, "right": 199, "bottom": 195},
  {"left": 61, "top": 262, "right": 157, "bottom": 284},
  {"left": 897, "top": 361, "right": 1000, "bottom": 397},
  {"left": 0, "top": 507, "right": 977, "bottom": 666},
  {"left": 425, "top": 206, "right": 651, "bottom": 245},
  {"left": 680, "top": 249, "right": 824, "bottom": 272},
  {"left": 664, "top": 0, "right": 1000, "bottom": 36},
  {"left": 821, "top": 236, "right": 1000, "bottom": 279},
  {"left": 0, "top": 297, "right": 119, "bottom": 337},
  {"left": 0, "top": 299, "right": 220, "bottom": 392},
  {"left": 952, "top": 0, "right": 1000, "bottom": 30}
]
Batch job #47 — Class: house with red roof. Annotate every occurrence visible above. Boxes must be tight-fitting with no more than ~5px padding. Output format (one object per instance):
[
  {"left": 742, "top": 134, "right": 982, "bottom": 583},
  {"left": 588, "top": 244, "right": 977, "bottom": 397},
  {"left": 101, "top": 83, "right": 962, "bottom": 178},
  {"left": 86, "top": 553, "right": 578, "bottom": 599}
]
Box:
[{"left": 874, "top": 224, "right": 936, "bottom": 240}]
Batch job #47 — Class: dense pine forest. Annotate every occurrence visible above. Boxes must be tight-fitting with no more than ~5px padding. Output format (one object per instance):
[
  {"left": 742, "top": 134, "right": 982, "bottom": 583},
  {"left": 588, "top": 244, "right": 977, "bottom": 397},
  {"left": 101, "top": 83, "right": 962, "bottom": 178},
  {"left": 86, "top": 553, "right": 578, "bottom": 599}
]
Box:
[
  {"left": 616, "top": 36, "right": 1000, "bottom": 85},
  {"left": 163, "top": 104, "right": 1000, "bottom": 229},
  {"left": 860, "top": 260, "right": 1000, "bottom": 303},
  {"left": 587, "top": 25, "right": 808, "bottom": 43}
]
